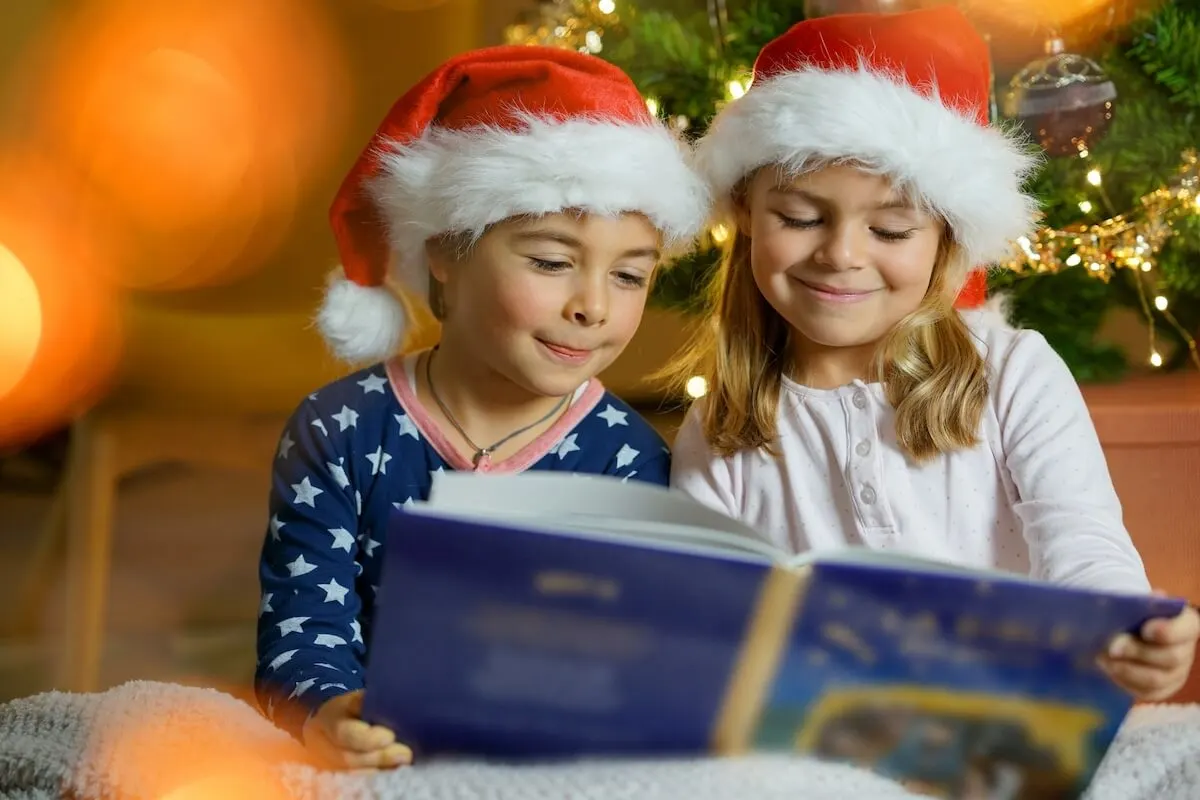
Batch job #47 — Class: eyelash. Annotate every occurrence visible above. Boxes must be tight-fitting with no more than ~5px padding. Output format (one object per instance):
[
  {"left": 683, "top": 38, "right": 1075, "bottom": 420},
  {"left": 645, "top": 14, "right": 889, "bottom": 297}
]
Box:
[
  {"left": 528, "top": 258, "right": 647, "bottom": 289},
  {"left": 775, "top": 214, "right": 916, "bottom": 242}
]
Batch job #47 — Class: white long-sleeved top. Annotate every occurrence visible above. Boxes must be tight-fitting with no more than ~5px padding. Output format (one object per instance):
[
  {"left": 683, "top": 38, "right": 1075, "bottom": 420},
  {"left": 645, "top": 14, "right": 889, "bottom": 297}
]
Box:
[{"left": 671, "top": 312, "right": 1151, "bottom": 594}]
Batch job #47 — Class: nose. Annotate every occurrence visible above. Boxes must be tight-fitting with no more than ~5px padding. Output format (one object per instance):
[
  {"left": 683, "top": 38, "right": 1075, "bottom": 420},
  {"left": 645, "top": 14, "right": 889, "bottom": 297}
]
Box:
[
  {"left": 565, "top": 273, "right": 609, "bottom": 326},
  {"left": 813, "top": 221, "right": 868, "bottom": 271}
]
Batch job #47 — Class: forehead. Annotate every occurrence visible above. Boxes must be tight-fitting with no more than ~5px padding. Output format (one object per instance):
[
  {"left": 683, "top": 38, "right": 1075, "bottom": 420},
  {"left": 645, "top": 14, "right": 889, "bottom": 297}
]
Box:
[{"left": 765, "top": 163, "right": 923, "bottom": 208}]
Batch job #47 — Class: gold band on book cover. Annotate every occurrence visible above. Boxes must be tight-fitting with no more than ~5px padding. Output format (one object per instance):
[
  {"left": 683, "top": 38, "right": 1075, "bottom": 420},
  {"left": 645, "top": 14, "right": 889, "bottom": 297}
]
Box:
[{"left": 710, "top": 565, "right": 807, "bottom": 754}]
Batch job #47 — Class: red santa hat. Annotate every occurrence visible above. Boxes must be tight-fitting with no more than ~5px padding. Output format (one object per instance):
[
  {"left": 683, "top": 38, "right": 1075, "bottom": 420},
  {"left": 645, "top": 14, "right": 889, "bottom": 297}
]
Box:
[
  {"left": 694, "top": 7, "right": 1040, "bottom": 308},
  {"left": 318, "top": 45, "right": 710, "bottom": 363}
]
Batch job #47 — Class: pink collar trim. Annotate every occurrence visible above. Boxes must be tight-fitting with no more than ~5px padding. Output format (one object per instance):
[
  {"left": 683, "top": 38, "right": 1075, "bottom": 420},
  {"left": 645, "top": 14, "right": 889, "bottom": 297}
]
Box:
[{"left": 384, "top": 356, "right": 606, "bottom": 474}]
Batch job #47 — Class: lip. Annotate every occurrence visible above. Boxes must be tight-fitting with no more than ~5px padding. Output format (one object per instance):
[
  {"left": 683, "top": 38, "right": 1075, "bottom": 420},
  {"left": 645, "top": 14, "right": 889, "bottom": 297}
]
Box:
[
  {"left": 537, "top": 338, "right": 593, "bottom": 365},
  {"left": 795, "top": 278, "right": 880, "bottom": 304}
]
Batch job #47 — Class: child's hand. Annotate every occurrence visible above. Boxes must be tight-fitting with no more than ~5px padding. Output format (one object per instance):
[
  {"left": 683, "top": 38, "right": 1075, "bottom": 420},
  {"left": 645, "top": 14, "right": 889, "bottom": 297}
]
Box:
[
  {"left": 1100, "top": 603, "right": 1200, "bottom": 702},
  {"left": 303, "top": 690, "right": 413, "bottom": 770}
]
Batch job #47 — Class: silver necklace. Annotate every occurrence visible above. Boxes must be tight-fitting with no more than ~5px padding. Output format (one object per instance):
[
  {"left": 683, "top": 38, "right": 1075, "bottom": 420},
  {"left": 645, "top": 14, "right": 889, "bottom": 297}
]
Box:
[{"left": 425, "top": 348, "right": 570, "bottom": 467}]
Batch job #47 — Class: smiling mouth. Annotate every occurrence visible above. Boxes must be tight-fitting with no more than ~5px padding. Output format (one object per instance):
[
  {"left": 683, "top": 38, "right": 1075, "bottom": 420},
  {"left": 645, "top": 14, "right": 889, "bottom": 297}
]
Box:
[
  {"left": 537, "top": 339, "right": 593, "bottom": 362},
  {"left": 794, "top": 278, "right": 881, "bottom": 303}
]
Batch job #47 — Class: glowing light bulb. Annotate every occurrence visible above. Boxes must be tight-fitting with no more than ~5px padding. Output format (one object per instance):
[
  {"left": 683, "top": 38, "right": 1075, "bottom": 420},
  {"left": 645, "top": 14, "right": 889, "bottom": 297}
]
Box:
[
  {"left": 710, "top": 224, "right": 730, "bottom": 244},
  {"left": 1155, "top": 295, "right": 1168, "bottom": 311},
  {"left": 685, "top": 376, "right": 708, "bottom": 399},
  {"left": 727, "top": 79, "right": 747, "bottom": 99},
  {"left": 1150, "top": 351, "right": 1163, "bottom": 367},
  {"left": 1087, "top": 169, "right": 1102, "bottom": 186},
  {"left": 645, "top": 97, "right": 659, "bottom": 116},
  {"left": 598, "top": 0, "right": 616, "bottom": 13},
  {"left": 1064, "top": 253, "right": 1082, "bottom": 267},
  {"left": 1078, "top": 200, "right": 1093, "bottom": 214}
]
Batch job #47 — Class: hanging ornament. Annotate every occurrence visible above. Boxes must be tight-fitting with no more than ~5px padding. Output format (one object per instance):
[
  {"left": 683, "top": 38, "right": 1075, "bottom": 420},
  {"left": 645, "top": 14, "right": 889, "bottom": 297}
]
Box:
[
  {"left": 1000, "top": 36, "right": 1117, "bottom": 158},
  {"left": 802, "top": 0, "right": 916, "bottom": 18}
]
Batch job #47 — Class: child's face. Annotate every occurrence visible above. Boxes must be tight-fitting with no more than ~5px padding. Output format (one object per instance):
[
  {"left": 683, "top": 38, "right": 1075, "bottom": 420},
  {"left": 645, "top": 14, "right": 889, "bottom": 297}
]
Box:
[
  {"left": 739, "top": 164, "right": 943, "bottom": 355},
  {"left": 431, "top": 211, "right": 660, "bottom": 397}
]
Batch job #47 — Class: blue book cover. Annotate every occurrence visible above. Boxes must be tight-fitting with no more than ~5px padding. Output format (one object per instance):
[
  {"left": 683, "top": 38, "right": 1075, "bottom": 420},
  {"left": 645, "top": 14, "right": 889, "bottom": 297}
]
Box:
[
  {"left": 751, "top": 561, "right": 1185, "bottom": 798},
  {"left": 360, "top": 474, "right": 1184, "bottom": 797}
]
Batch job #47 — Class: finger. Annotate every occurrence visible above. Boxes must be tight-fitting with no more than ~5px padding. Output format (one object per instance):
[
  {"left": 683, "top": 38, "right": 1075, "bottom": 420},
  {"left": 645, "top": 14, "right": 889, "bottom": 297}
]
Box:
[
  {"left": 1108, "top": 637, "right": 1193, "bottom": 669},
  {"left": 1100, "top": 657, "right": 1180, "bottom": 698},
  {"left": 1142, "top": 607, "right": 1200, "bottom": 645},
  {"left": 342, "top": 743, "right": 414, "bottom": 770},
  {"left": 335, "top": 719, "right": 396, "bottom": 752}
]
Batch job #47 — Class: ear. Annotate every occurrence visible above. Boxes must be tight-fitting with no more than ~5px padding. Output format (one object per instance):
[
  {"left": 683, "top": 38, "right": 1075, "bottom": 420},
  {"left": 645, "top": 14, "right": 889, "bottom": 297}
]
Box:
[{"left": 424, "top": 236, "right": 453, "bottom": 285}]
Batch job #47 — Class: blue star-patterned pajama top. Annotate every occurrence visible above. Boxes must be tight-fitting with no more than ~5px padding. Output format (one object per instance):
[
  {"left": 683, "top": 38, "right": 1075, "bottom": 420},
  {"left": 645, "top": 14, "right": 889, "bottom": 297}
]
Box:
[{"left": 255, "top": 352, "right": 671, "bottom": 738}]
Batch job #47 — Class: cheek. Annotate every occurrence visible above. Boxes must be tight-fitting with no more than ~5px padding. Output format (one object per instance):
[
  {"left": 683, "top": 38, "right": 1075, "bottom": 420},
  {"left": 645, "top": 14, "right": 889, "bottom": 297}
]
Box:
[
  {"left": 465, "top": 270, "right": 562, "bottom": 333},
  {"left": 606, "top": 289, "right": 649, "bottom": 342},
  {"left": 879, "top": 246, "right": 938, "bottom": 295}
]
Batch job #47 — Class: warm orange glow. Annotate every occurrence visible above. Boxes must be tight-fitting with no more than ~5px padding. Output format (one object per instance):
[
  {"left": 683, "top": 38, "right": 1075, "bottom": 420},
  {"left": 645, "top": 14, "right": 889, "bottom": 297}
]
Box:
[
  {"left": 0, "top": 150, "right": 123, "bottom": 448},
  {"left": 157, "top": 768, "right": 291, "bottom": 800},
  {"left": 0, "top": 243, "right": 42, "bottom": 401},
  {"left": 28, "top": 0, "right": 349, "bottom": 291}
]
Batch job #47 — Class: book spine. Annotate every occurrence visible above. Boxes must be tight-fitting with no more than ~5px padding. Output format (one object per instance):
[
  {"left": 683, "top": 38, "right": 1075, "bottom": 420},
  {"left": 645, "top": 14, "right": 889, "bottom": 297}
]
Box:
[{"left": 710, "top": 565, "right": 808, "bottom": 754}]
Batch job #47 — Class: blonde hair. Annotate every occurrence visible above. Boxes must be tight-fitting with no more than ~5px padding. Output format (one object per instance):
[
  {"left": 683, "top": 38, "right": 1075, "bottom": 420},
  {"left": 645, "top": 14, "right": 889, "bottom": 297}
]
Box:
[{"left": 663, "top": 196, "right": 988, "bottom": 464}]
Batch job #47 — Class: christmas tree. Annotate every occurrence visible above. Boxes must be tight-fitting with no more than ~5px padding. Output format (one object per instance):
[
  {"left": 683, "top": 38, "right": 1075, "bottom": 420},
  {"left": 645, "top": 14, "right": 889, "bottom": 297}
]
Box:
[{"left": 506, "top": 0, "right": 1200, "bottom": 381}]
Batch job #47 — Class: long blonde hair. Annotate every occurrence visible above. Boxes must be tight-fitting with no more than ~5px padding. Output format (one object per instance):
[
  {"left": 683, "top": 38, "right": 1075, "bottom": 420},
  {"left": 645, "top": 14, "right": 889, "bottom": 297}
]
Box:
[{"left": 662, "top": 203, "right": 989, "bottom": 464}]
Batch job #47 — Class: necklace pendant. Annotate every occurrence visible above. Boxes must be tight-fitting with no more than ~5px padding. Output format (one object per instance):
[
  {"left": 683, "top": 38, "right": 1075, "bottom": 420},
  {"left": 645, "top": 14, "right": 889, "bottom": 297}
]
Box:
[{"left": 473, "top": 448, "right": 492, "bottom": 470}]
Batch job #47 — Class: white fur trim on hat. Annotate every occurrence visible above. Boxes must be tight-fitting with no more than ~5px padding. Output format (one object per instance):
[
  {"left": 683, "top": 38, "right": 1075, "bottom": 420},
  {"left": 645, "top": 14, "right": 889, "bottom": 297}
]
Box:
[
  {"left": 695, "top": 67, "right": 1042, "bottom": 267},
  {"left": 365, "top": 112, "right": 711, "bottom": 300},
  {"left": 315, "top": 269, "right": 408, "bottom": 363}
]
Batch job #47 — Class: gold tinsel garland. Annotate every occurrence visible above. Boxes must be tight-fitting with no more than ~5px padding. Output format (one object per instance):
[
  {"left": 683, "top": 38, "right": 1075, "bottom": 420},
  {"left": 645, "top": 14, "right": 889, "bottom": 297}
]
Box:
[{"left": 506, "top": 1, "right": 1200, "bottom": 370}]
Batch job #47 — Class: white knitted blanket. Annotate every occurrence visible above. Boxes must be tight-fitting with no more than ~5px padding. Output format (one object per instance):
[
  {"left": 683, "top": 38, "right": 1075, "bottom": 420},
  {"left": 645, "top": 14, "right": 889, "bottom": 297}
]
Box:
[{"left": 0, "top": 681, "right": 1196, "bottom": 800}]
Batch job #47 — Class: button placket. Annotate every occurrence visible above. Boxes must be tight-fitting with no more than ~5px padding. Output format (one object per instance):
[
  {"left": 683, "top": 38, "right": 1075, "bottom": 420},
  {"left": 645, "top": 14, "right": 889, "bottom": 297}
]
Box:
[{"left": 843, "top": 385, "right": 890, "bottom": 531}]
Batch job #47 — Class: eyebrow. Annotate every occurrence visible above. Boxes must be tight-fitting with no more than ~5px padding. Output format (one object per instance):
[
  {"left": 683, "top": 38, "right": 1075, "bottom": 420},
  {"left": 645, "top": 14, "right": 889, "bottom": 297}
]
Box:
[
  {"left": 513, "top": 229, "right": 661, "bottom": 260},
  {"left": 768, "top": 187, "right": 915, "bottom": 211}
]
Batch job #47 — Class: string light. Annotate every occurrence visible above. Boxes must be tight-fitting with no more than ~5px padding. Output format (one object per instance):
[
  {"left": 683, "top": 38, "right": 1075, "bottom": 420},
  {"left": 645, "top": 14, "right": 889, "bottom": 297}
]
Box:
[
  {"left": 598, "top": 0, "right": 616, "bottom": 13},
  {"left": 1078, "top": 200, "right": 1093, "bottom": 214},
  {"left": 709, "top": 223, "right": 730, "bottom": 244},
  {"left": 644, "top": 96, "right": 659, "bottom": 117},
  {"left": 1150, "top": 351, "right": 1164, "bottom": 367},
  {"left": 1155, "top": 296, "right": 1169, "bottom": 311},
  {"left": 1086, "top": 168, "right": 1103, "bottom": 186},
  {"left": 685, "top": 376, "right": 708, "bottom": 399}
]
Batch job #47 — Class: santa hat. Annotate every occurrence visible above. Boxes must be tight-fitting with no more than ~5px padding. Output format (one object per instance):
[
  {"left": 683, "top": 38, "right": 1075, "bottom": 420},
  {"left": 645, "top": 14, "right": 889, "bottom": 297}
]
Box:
[
  {"left": 317, "top": 45, "right": 710, "bottom": 363},
  {"left": 694, "top": 7, "right": 1040, "bottom": 308}
]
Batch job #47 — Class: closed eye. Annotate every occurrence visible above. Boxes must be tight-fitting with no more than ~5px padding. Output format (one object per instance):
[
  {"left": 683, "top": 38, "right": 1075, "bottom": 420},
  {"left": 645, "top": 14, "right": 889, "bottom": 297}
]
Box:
[
  {"left": 775, "top": 212, "right": 820, "bottom": 229},
  {"left": 872, "top": 228, "right": 917, "bottom": 242},
  {"left": 529, "top": 258, "right": 571, "bottom": 272},
  {"left": 614, "top": 271, "right": 647, "bottom": 289}
]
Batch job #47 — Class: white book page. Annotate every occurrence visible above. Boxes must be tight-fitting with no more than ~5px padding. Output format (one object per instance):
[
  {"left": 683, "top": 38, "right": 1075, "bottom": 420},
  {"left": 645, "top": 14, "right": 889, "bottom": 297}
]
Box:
[{"left": 422, "top": 472, "right": 788, "bottom": 562}]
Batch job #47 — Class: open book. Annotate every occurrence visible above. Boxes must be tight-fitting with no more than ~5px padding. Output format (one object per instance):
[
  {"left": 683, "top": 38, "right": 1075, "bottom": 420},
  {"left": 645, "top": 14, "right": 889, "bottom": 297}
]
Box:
[{"left": 361, "top": 473, "right": 1184, "bottom": 799}]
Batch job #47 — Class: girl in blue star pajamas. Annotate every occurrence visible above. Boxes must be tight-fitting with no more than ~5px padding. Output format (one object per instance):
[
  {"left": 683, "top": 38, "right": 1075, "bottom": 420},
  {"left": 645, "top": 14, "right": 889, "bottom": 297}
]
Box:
[{"left": 254, "top": 44, "right": 709, "bottom": 769}]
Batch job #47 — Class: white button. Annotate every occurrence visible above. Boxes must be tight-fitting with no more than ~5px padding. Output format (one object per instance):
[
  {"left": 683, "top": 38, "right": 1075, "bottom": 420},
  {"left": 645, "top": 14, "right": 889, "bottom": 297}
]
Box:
[
  {"left": 855, "top": 439, "right": 872, "bottom": 457},
  {"left": 860, "top": 484, "right": 877, "bottom": 505},
  {"left": 852, "top": 390, "right": 868, "bottom": 409}
]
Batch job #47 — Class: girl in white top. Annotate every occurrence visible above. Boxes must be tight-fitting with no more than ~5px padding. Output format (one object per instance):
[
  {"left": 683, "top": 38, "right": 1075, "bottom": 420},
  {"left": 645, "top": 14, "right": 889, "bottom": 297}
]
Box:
[{"left": 668, "top": 7, "right": 1198, "bottom": 701}]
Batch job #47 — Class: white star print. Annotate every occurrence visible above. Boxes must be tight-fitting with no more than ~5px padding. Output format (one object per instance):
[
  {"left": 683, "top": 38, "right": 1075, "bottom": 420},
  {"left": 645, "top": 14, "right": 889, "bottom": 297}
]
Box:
[
  {"left": 621, "top": 470, "right": 638, "bottom": 483},
  {"left": 259, "top": 592, "right": 273, "bottom": 617},
  {"left": 285, "top": 554, "right": 317, "bottom": 577},
  {"left": 351, "top": 620, "right": 364, "bottom": 644},
  {"left": 268, "top": 649, "right": 298, "bottom": 671},
  {"left": 355, "top": 491, "right": 362, "bottom": 516},
  {"left": 328, "top": 527, "right": 354, "bottom": 553},
  {"left": 392, "top": 497, "right": 416, "bottom": 510},
  {"left": 597, "top": 404, "right": 629, "bottom": 427},
  {"left": 332, "top": 405, "right": 359, "bottom": 431},
  {"left": 311, "top": 419, "right": 328, "bottom": 437},
  {"left": 429, "top": 466, "right": 445, "bottom": 483},
  {"left": 555, "top": 433, "right": 580, "bottom": 459},
  {"left": 315, "top": 663, "right": 340, "bottom": 670},
  {"left": 291, "top": 477, "right": 323, "bottom": 508},
  {"left": 363, "top": 536, "right": 381, "bottom": 558},
  {"left": 277, "top": 616, "right": 310, "bottom": 636},
  {"left": 327, "top": 459, "right": 350, "bottom": 490},
  {"left": 315, "top": 633, "right": 347, "bottom": 648},
  {"left": 366, "top": 446, "right": 392, "bottom": 476},
  {"left": 357, "top": 373, "right": 388, "bottom": 394},
  {"left": 277, "top": 432, "right": 295, "bottom": 460},
  {"left": 320, "top": 682, "right": 349, "bottom": 693},
  {"left": 318, "top": 578, "right": 349, "bottom": 605},
  {"left": 269, "top": 514, "right": 285, "bottom": 542},
  {"left": 615, "top": 443, "right": 639, "bottom": 469},
  {"left": 308, "top": 392, "right": 318, "bottom": 401},
  {"left": 395, "top": 413, "right": 420, "bottom": 440},
  {"left": 289, "top": 677, "right": 318, "bottom": 699}
]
